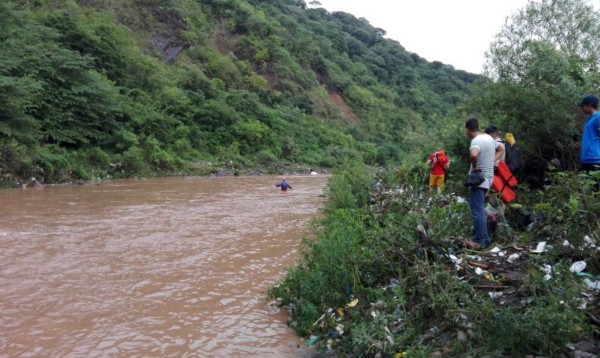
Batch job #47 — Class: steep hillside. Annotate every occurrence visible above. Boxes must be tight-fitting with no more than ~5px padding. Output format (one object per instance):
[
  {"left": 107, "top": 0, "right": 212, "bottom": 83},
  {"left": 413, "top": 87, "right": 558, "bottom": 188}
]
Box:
[{"left": 0, "top": 0, "right": 480, "bottom": 184}]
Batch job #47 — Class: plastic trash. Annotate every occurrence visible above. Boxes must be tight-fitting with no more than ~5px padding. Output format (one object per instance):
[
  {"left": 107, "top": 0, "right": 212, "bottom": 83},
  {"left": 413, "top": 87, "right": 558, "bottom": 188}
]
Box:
[
  {"left": 569, "top": 261, "right": 586, "bottom": 273},
  {"left": 584, "top": 235, "right": 596, "bottom": 248},
  {"left": 489, "top": 292, "right": 503, "bottom": 299},
  {"left": 489, "top": 246, "right": 502, "bottom": 253},
  {"left": 507, "top": 253, "right": 520, "bottom": 263},
  {"left": 541, "top": 264, "right": 553, "bottom": 280},
  {"left": 346, "top": 299, "right": 358, "bottom": 308},
  {"left": 531, "top": 241, "right": 547, "bottom": 253},
  {"left": 306, "top": 336, "right": 318, "bottom": 346},
  {"left": 449, "top": 255, "right": 462, "bottom": 265},
  {"left": 583, "top": 279, "right": 600, "bottom": 290}
]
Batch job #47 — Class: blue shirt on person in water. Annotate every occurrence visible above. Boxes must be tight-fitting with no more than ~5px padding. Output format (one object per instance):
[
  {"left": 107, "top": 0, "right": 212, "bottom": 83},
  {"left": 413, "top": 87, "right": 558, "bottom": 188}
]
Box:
[{"left": 275, "top": 180, "right": 292, "bottom": 191}]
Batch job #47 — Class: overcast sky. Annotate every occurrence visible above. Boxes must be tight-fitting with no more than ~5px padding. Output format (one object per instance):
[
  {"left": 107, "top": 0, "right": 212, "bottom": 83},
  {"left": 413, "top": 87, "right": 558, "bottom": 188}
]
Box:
[{"left": 313, "top": 0, "right": 533, "bottom": 74}]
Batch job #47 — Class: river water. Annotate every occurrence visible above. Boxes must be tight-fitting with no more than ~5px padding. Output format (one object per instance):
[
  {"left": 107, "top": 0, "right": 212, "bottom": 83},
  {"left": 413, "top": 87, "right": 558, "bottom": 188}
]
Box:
[{"left": 0, "top": 175, "right": 329, "bottom": 357}]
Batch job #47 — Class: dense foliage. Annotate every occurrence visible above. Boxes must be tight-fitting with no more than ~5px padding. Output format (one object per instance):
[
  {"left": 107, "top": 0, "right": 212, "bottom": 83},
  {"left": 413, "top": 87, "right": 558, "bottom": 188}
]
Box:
[
  {"left": 270, "top": 162, "right": 600, "bottom": 356},
  {"left": 0, "top": 0, "right": 478, "bottom": 185}
]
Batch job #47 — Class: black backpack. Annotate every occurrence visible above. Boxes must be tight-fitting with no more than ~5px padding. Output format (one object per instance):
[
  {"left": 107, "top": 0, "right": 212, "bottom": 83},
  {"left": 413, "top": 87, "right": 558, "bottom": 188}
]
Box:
[{"left": 505, "top": 143, "right": 521, "bottom": 172}]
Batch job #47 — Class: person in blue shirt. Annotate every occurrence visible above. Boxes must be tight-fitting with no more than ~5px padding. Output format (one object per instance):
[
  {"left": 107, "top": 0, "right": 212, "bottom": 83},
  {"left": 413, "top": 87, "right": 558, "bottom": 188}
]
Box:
[
  {"left": 275, "top": 177, "right": 292, "bottom": 192},
  {"left": 578, "top": 94, "right": 600, "bottom": 172}
]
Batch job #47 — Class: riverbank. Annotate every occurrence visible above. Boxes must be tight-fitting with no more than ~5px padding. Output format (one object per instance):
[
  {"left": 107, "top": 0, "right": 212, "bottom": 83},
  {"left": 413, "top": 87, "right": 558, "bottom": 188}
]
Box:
[
  {"left": 270, "top": 162, "right": 600, "bottom": 357},
  {"left": 4, "top": 161, "right": 331, "bottom": 189}
]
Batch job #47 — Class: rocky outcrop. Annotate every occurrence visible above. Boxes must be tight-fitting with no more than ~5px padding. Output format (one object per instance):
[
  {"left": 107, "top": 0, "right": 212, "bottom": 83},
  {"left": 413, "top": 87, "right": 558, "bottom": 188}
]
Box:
[{"left": 152, "top": 35, "right": 187, "bottom": 63}]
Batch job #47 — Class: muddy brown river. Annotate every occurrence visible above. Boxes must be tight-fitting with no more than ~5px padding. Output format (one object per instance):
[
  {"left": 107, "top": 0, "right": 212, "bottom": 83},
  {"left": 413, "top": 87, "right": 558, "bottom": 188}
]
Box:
[{"left": 0, "top": 175, "right": 329, "bottom": 357}]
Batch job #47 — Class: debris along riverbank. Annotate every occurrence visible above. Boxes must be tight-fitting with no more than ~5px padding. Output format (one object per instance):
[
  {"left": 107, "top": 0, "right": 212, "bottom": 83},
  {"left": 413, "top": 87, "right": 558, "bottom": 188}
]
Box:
[{"left": 269, "top": 163, "right": 600, "bottom": 357}]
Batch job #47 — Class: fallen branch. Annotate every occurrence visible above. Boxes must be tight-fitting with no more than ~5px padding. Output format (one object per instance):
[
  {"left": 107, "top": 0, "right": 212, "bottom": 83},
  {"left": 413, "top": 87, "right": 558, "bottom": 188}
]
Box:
[{"left": 467, "top": 261, "right": 489, "bottom": 269}]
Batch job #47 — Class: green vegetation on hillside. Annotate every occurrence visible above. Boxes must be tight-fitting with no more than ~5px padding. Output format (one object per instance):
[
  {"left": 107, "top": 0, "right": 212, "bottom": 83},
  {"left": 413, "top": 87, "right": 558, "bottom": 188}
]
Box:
[{"left": 0, "top": 0, "right": 478, "bottom": 185}]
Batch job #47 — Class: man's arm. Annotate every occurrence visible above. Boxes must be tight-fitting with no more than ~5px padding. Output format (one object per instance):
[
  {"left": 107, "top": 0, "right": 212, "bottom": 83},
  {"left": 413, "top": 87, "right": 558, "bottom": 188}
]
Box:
[
  {"left": 495, "top": 142, "right": 506, "bottom": 164},
  {"left": 470, "top": 147, "right": 480, "bottom": 171}
]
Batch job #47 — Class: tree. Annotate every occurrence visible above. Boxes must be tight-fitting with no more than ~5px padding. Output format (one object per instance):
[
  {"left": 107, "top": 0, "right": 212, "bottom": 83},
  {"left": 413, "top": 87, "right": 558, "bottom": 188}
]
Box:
[
  {"left": 478, "top": 0, "right": 600, "bottom": 175},
  {"left": 485, "top": 0, "right": 600, "bottom": 86}
]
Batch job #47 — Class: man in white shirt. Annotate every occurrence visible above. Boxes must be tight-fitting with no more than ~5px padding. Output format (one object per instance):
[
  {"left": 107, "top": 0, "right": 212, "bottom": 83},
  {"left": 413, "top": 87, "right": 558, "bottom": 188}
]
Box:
[{"left": 464, "top": 118, "right": 503, "bottom": 248}]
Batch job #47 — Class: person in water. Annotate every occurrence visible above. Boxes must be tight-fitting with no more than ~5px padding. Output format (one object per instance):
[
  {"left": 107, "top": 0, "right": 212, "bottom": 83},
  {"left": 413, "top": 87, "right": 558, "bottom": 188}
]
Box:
[{"left": 275, "top": 177, "right": 292, "bottom": 192}]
